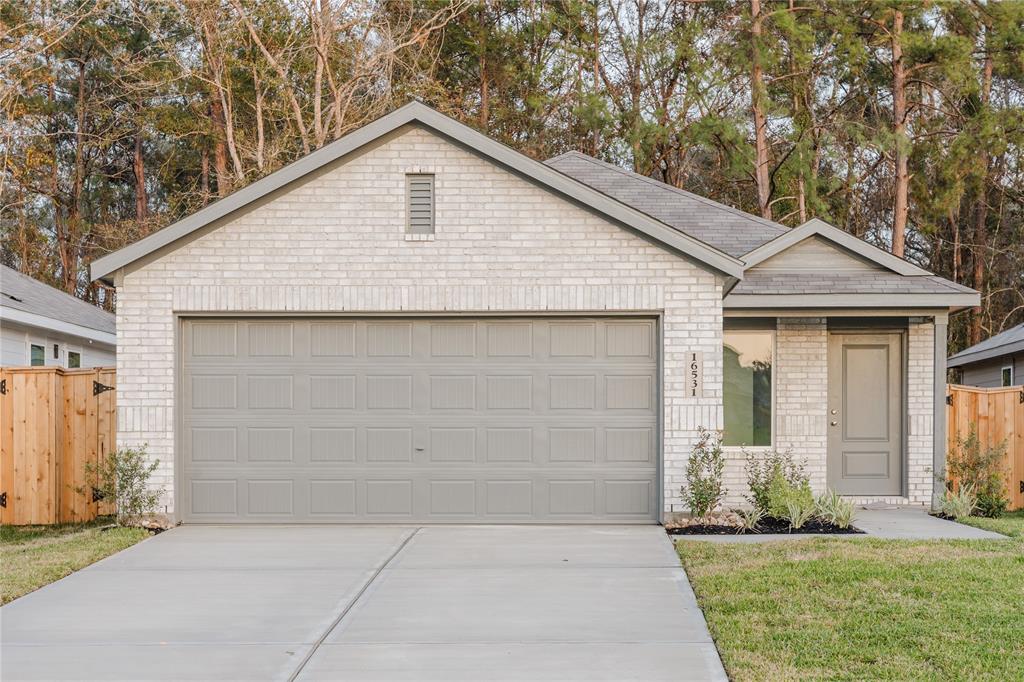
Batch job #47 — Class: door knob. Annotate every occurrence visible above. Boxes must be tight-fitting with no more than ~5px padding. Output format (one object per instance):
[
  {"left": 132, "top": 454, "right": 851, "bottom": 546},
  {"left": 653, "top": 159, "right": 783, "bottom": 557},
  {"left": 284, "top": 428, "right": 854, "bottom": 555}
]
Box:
[{"left": 830, "top": 409, "right": 838, "bottom": 415}]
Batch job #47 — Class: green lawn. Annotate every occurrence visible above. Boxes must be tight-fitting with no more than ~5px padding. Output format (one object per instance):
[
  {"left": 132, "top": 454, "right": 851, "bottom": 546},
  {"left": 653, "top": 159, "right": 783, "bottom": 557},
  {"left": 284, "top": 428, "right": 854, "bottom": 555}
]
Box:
[
  {"left": 1, "top": 518, "right": 149, "bottom": 604},
  {"left": 956, "top": 510, "right": 1024, "bottom": 538},
  {"left": 678, "top": 536, "right": 1024, "bottom": 681}
]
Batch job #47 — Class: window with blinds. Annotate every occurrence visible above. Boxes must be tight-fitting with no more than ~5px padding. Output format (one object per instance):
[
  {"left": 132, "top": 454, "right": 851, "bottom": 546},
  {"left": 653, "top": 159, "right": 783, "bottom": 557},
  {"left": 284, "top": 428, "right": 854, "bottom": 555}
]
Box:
[{"left": 406, "top": 174, "right": 435, "bottom": 234}]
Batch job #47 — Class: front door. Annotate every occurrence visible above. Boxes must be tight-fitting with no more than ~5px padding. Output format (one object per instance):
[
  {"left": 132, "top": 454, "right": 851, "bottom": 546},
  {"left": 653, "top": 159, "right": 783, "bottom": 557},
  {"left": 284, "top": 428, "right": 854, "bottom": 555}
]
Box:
[{"left": 827, "top": 332, "right": 903, "bottom": 496}]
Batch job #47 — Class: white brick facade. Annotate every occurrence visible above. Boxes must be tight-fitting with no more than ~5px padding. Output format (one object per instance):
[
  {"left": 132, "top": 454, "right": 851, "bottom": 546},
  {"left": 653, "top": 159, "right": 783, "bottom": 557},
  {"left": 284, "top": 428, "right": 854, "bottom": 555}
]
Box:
[{"left": 114, "top": 126, "right": 936, "bottom": 519}]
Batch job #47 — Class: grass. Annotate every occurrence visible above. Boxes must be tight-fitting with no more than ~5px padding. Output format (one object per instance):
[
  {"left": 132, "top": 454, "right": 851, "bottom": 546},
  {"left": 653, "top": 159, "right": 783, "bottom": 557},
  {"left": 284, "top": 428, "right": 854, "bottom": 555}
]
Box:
[
  {"left": 678, "top": 536, "right": 1024, "bottom": 681},
  {"left": 1, "top": 517, "right": 149, "bottom": 604},
  {"left": 956, "top": 510, "right": 1024, "bottom": 538}
]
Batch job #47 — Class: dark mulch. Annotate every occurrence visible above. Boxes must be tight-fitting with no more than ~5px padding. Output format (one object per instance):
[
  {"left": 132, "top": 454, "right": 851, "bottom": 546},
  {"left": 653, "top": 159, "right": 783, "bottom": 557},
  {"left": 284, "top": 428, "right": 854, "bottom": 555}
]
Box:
[{"left": 666, "top": 516, "right": 864, "bottom": 536}]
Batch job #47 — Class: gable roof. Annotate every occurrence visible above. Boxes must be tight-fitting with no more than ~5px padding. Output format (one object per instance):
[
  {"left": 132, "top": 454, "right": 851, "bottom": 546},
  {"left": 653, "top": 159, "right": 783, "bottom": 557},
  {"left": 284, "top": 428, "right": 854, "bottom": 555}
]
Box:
[
  {"left": 544, "top": 151, "right": 787, "bottom": 258},
  {"left": 90, "top": 102, "right": 745, "bottom": 283},
  {"left": 724, "top": 217, "right": 979, "bottom": 310},
  {"left": 947, "top": 323, "right": 1024, "bottom": 368},
  {"left": 742, "top": 218, "right": 931, "bottom": 276},
  {"left": 1, "top": 265, "right": 116, "bottom": 343}
]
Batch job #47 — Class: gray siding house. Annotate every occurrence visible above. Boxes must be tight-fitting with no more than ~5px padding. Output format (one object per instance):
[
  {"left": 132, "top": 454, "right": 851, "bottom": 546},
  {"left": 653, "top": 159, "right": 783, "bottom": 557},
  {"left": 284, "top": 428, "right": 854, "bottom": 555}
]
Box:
[
  {"left": 91, "top": 103, "right": 978, "bottom": 524},
  {"left": 1, "top": 265, "right": 115, "bottom": 368},
  {"left": 948, "top": 324, "right": 1023, "bottom": 388}
]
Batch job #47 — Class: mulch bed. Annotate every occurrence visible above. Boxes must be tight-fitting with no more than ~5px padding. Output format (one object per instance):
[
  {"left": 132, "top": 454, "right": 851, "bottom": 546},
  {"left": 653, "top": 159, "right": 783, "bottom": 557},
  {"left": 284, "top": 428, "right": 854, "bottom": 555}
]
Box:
[{"left": 666, "top": 516, "right": 864, "bottom": 535}]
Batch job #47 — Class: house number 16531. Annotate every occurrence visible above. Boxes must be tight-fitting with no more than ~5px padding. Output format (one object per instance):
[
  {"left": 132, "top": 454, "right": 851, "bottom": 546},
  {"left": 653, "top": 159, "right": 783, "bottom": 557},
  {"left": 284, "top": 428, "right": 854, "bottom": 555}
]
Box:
[{"left": 688, "top": 351, "right": 703, "bottom": 398}]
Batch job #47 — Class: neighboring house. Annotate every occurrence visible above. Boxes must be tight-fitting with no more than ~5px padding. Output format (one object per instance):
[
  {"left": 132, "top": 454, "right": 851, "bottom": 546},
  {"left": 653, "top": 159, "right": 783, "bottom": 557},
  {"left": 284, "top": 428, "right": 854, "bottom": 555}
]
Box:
[
  {"left": 947, "top": 324, "right": 1023, "bottom": 387},
  {"left": 90, "top": 102, "right": 978, "bottom": 524},
  {"left": 1, "top": 265, "right": 115, "bottom": 368}
]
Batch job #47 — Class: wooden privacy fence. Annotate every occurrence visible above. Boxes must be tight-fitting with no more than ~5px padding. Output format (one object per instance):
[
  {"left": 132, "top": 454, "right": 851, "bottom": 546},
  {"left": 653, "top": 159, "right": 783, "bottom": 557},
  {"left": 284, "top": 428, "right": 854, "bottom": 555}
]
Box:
[
  {"left": 947, "top": 384, "right": 1024, "bottom": 511},
  {"left": 0, "top": 367, "right": 116, "bottom": 525}
]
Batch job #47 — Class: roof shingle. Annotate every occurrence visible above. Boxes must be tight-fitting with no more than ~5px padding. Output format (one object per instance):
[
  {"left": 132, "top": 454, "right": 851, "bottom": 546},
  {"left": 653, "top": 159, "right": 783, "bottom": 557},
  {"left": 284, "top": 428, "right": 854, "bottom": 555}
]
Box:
[
  {"left": 1, "top": 265, "right": 115, "bottom": 334},
  {"left": 545, "top": 151, "right": 787, "bottom": 258}
]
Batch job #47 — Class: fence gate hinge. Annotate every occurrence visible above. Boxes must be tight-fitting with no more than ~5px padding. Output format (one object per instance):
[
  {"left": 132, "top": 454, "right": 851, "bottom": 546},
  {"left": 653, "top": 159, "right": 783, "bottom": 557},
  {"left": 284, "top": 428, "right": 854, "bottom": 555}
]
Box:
[
  {"left": 91, "top": 487, "right": 106, "bottom": 503},
  {"left": 0, "top": 379, "right": 5, "bottom": 395},
  {"left": 1020, "top": 481, "right": 1024, "bottom": 495},
  {"left": 1019, "top": 390, "right": 1023, "bottom": 404},
  {"left": 0, "top": 492, "right": 6, "bottom": 508},
  {"left": 93, "top": 381, "right": 114, "bottom": 396},
  {"left": 945, "top": 394, "right": 953, "bottom": 405}
]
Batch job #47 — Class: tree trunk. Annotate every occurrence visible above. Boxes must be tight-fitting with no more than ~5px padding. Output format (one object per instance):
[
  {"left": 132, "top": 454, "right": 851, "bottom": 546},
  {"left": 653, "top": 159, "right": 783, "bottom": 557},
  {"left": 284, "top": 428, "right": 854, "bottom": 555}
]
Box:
[
  {"left": 133, "top": 128, "right": 147, "bottom": 220},
  {"left": 970, "top": 48, "right": 994, "bottom": 345},
  {"left": 891, "top": 8, "right": 908, "bottom": 258},
  {"left": 750, "top": 0, "right": 772, "bottom": 220},
  {"left": 209, "top": 99, "right": 231, "bottom": 197}
]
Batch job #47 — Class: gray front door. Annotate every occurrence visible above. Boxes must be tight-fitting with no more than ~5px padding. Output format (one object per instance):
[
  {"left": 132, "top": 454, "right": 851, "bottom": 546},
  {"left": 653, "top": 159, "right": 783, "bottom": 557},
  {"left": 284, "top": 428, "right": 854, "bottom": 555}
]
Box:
[
  {"left": 827, "top": 332, "right": 903, "bottom": 496},
  {"left": 180, "top": 317, "right": 659, "bottom": 523}
]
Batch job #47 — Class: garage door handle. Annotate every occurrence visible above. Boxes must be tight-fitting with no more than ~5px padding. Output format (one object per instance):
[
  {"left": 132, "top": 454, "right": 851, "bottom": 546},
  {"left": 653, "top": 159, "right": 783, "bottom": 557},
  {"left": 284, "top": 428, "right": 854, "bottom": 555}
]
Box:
[{"left": 415, "top": 447, "right": 425, "bottom": 452}]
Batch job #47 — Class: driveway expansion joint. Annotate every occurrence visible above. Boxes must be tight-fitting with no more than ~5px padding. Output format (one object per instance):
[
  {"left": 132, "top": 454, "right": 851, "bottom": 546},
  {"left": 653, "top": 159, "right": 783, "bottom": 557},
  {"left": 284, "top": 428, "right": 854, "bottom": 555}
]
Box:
[{"left": 285, "top": 527, "right": 422, "bottom": 682}]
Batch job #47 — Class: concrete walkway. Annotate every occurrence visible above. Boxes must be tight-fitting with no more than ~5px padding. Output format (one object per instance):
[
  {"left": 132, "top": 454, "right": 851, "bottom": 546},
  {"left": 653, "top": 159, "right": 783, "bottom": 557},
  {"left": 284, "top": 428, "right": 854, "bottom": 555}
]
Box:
[
  {"left": 1, "top": 525, "right": 726, "bottom": 682},
  {"left": 673, "top": 507, "right": 1008, "bottom": 544}
]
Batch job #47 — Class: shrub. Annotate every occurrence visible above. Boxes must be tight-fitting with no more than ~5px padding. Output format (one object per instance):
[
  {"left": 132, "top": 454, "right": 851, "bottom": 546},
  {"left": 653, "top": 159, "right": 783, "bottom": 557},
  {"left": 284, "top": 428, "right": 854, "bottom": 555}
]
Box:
[
  {"left": 83, "top": 446, "right": 163, "bottom": 526},
  {"left": 938, "top": 484, "right": 976, "bottom": 521},
  {"left": 946, "top": 428, "right": 1009, "bottom": 518},
  {"left": 815, "top": 490, "right": 857, "bottom": 529},
  {"left": 681, "top": 428, "right": 727, "bottom": 520},
  {"left": 764, "top": 471, "right": 814, "bottom": 521},
  {"left": 744, "top": 448, "right": 808, "bottom": 513}
]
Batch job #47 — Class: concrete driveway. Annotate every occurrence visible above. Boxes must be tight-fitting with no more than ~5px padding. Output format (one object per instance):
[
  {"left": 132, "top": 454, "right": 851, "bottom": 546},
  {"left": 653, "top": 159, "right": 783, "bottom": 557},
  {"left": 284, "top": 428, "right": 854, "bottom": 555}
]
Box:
[{"left": 1, "top": 525, "right": 725, "bottom": 681}]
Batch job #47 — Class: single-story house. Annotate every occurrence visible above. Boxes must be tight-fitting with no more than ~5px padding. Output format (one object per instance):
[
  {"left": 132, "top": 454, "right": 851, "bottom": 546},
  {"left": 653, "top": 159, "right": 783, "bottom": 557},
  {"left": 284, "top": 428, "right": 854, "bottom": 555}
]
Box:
[
  {"left": 1, "top": 264, "right": 116, "bottom": 368},
  {"left": 948, "top": 323, "right": 1023, "bottom": 387},
  {"left": 91, "top": 102, "right": 979, "bottom": 524}
]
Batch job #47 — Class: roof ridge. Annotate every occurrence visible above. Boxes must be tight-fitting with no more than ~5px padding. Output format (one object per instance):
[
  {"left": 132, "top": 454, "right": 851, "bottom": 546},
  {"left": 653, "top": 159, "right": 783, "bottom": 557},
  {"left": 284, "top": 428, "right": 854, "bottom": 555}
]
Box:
[{"left": 546, "top": 152, "right": 789, "bottom": 236}]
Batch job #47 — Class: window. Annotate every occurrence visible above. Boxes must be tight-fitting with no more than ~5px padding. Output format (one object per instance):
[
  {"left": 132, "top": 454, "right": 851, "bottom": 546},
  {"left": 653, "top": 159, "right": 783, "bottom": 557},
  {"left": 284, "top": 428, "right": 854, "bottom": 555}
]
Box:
[
  {"left": 723, "top": 330, "right": 773, "bottom": 446},
  {"left": 406, "top": 174, "right": 434, "bottom": 234},
  {"left": 68, "top": 351, "right": 81, "bottom": 369},
  {"left": 30, "top": 344, "right": 44, "bottom": 366},
  {"left": 1003, "top": 365, "right": 1014, "bottom": 387}
]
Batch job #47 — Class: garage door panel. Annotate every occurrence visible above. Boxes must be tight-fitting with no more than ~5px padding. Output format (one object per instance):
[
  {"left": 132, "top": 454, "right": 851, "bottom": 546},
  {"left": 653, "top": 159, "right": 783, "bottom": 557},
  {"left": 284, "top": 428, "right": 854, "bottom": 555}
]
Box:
[{"left": 181, "top": 318, "right": 658, "bottom": 523}]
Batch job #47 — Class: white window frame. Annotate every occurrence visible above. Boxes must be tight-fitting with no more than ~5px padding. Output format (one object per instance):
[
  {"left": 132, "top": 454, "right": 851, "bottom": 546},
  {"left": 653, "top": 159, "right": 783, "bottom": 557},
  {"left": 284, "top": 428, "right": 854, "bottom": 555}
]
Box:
[
  {"left": 1002, "top": 364, "right": 1014, "bottom": 387},
  {"left": 722, "top": 328, "right": 776, "bottom": 450},
  {"left": 29, "top": 343, "right": 45, "bottom": 366}
]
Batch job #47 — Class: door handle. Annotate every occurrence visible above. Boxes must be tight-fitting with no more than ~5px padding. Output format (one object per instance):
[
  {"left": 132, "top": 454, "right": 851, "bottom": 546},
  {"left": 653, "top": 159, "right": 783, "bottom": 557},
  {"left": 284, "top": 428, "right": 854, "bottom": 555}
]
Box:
[{"left": 830, "top": 421, "right": 838, "bottom": 426}]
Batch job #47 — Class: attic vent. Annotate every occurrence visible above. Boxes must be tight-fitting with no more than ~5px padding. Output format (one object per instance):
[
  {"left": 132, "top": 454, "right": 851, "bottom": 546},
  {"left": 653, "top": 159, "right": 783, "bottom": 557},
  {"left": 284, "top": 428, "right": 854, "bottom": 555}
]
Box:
[{"left": 406, "top": 174, "right": 435, "bottom": 235}]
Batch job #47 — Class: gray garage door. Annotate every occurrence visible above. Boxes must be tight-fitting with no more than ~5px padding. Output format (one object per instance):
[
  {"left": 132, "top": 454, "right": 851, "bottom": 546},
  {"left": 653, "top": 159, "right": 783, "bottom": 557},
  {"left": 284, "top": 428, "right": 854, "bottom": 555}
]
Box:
[{"left": 181, "top": 317, "right": 659, "bottom": 523}]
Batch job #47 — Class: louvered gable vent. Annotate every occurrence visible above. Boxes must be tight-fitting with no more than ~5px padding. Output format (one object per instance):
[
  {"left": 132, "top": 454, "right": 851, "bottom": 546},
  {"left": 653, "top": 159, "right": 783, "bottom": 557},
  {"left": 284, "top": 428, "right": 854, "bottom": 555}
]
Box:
[{"left": 406, "top": 174, "right": 435, "bottom": 234}]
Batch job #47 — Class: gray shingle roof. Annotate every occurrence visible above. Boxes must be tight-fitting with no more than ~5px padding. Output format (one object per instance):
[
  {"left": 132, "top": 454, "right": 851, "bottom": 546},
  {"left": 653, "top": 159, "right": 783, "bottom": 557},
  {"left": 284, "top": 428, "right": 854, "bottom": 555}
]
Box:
[
  {"left": 948, "top": 323, "right": 1024, "bottom": 367},
  {"left": 730, "top": 271, "right": 977, "bottom": 296},
  {"left": 1, "top": 265, "right": 115, "bottom": 334},
  {"left": 545, "top": 151, "right": 787, "bottom": 258}
]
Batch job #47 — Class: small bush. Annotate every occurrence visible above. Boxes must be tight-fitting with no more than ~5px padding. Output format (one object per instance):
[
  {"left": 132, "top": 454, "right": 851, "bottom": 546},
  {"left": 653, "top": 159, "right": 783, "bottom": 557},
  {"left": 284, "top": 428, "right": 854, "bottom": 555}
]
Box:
[
  {"left": 765, "top": 471, "right": 814, "bottom": 520},
  {"left": 744, "top": 448, "right": 808, "bottom": 513},
  {"left": 786, "top": 498, "right": 816, "bottom": 530},
  {"left": 938, "top": 484, "right": 977, "bottom": 521},
  {"left": 681, "top": 428, "right": 728, "bottom": 520},
  {"left": 734, "top": 507, "right": 765, "bottom": 534},
  {"left": 946, "top": 428, "right": 1009, "bottom": 518},
  {"left": 83, "top": 446, "right": 163, "bottom": 527},
  {"left": 815, "top": 490, "right": 857, "bottom": 529}
]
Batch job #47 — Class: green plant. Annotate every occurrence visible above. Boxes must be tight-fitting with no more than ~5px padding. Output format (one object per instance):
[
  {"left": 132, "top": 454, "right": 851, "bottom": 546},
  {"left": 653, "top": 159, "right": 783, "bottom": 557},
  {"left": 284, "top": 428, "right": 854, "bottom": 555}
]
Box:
[
  {"left": 786, "top": 499, "right": 816, "bottom": 530},
  {"left": 946, "top": 428, "right": 1009, "bottom": 518},
  {"left": 681, "top": 428, "right": 728, "bottom": 520},
  {"left": 938, "top": 484, "right": 977, "bottom": 521},
  {"left": 765, "top": 471, "right": 814, "bottom": 520},
  {"left": 82, "top": 446, "right": 163, "bottom": 526},
  {"left": 815, "top": 490, "right": 857, "bottom": 529},
  {"left": 734, "top": 507, "right": 765, "bottom": 534},
  {"left": 744, "top": 448, "right": 808, "bottom": 513}
]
